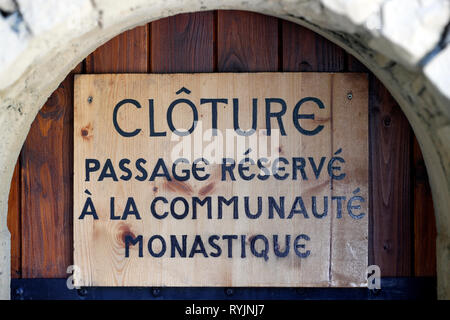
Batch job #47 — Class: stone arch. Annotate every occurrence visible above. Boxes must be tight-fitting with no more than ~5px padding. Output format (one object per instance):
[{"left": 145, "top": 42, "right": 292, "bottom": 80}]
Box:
[{"left": 0, "top": 0, "right": 448, "bottom": 299}]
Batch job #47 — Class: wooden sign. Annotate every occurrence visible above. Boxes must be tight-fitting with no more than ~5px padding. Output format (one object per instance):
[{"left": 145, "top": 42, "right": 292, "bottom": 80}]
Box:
[{"left": 74, "top": 73, "right": 368, "bottom": 287}]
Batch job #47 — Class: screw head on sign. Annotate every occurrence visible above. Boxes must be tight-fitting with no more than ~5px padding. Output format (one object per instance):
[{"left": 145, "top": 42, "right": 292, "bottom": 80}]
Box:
[
  {"left": 347, "top": 92, "right": 353, "bottom": 100},
  {"left": 225, "top": 288, "right": 234, "bottom": 296},
  {"left": 87, "top": 96, "right": 93, "bottom": 104}
]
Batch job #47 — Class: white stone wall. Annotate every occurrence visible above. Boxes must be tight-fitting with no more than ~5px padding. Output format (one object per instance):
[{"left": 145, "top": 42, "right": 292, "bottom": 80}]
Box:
[{"left": 0, "top": 0, "right": 449, "bottom": 300}]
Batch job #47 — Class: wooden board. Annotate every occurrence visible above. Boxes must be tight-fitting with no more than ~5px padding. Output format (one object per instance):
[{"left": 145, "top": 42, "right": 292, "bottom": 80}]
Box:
[
  {"left": 345, "top": 52, "right": 414, "bottom": 276},
  {"left": 282, "top": 24, "right": 367, "bottom": 285},
  {"left": 21, "top": 63, "right": 82, "bottom": 278},
  {"left": 282, "top": 22, "right": 345, "bottom": 72},
  {"left": 73, "top": 72, "right": 368, "bottom": 287},
  {"left": 218, "top": 11, "right": 278, "bottom": 72},
  {"left": 368, "top": 77, "right": 412, "bottom": 276},
  {"left": 7, "top": 162, "right": 21, "bottom": 278},
  {"left": 413, "top": 136, "right": 436, "bottom": 276},
  {"left": 85, "top": 26, "right": 149, "bottom": 73},
  {"left": 151, "top": 12, "right": 214, "bottom": 73}
]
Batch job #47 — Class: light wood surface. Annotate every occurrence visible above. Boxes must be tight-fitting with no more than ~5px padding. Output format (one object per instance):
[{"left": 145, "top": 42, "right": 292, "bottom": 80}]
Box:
[{"left": 74, "top": 72, "right": 368, "bottom": 287}]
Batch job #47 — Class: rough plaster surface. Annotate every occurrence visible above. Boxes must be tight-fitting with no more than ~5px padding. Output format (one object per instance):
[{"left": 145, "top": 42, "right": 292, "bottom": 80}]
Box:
[
  {"left": 0, "top": 0, "right": 449, "bottom": 300},
  {"left": 0, "top": 0, "right": 15, "bottom": 13}
]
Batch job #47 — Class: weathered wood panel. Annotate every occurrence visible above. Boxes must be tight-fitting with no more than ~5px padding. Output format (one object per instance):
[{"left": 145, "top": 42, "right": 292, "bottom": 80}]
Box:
[
  {"left": 346, "top": 54, "right": 369, "bottom": 73},
  {"left": 85, "top": 26, "right": 149, "bottom": 73},
  {"left": 345, "top": 51, "right": 414, "bottom": 276},
  {"left": 218, "top": 11, "right": 278, "bottom": 72},
  {"left": 21, "top": 63, "right": 82, "bottom": 277},
  {"left": 73, "top": 73, "right": 368, "bottom": 286},
  {"left": 413, "top": 137, "right": 436, "bottom": 276},
  {"left": 282, "top": 22, "right": 345, "bottom": 72},
  {"left": 7, "top": 163, "right": 21, "bottom": 278},
  {"left": 151, "top": 12, "right": 214, "bottom": 73},
  {"left": 330, "top": 73, "right": 369, "bottom": 285},
  {"left": 369, "top": 77, "right": 412, "bottom": 276},
  {"left": 283, "top": 23, "right": 372, "bottom": 282}
]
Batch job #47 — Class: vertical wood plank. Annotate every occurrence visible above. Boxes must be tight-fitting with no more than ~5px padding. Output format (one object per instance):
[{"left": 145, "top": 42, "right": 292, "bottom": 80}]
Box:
[
  {"left": 282, "top": 21, "right": 345, "bottom": 72},
  {"left": 368, "top": 77, "right": 412, "bottom": 276},
  {"left": 283, "top": 22, "right": 365, "bottom": 283},
  {"left": 85, "top": 26, "right": 149, "bottom": 73},
  {"left": 413, "top": 136, "right": 437, "bottom": 276},
  {"left": 151, "top": 12, "right": 214, "bottom": 73},
  {"left": 218, "top": 11, "right": 278, "bottom": 72},
  {"left": 21, "top": 63, "right": 82, "bottom": 278},
  {"left": 80, "top": 24, "right": 149, "bottom": 284},
  {"left": 7, "top": 162, "right": 21, "bottom": 278},
  {"left": 330, "top": 73, "right": 369, "bottom": 286},
  {"left": 347, "top": 52, "right": 414, "bottom": 276}
]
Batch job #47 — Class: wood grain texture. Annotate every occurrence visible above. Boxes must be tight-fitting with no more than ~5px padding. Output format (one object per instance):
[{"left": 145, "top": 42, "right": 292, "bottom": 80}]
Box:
[
  {"left": 7, "top": 162, "right": 21, "bottom": 278},
  {"left": 21, "top": 63, "right": 82, "bottom": 277},
  {"left": 218, "top": 11, "right": 278, "bottom": 72},
  {"left": 346, "top": 54, "right": 369, "bottom": 73},
  {"left": 74, "top": 73, "right": 368, "bottom": 287},
  {"left": 369, "top": 77, "right": 412, "bottom": 276},
  {"left": 330, "top": 73, "right": 369, "bottom": 285},
  {"left": 85, "top": 26, "right": 149, "bottom": 73},
  {"left": 282, "top": 21, "right": 345, "bottom": 72},
  {"left": 413, "top": 136, "right": 436, "bottom": 276},
  {"left": 151, "top": 12, "right": 214, "bottom": 73},
  {"left": 347, "top": 52, "right": 414, "bottom": 276},
  {"left": 283, "top": 24, "right": 368, "bottom": 283}
]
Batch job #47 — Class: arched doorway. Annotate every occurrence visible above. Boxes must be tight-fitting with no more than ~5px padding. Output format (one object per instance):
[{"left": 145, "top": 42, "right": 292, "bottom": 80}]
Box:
[{"left": 7, "top": 10, "right": 437, "bottom": 299}]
